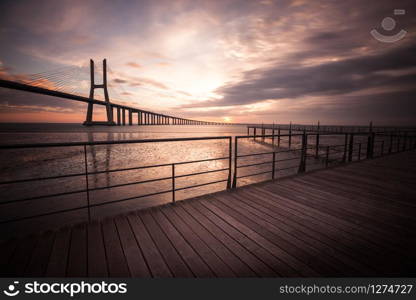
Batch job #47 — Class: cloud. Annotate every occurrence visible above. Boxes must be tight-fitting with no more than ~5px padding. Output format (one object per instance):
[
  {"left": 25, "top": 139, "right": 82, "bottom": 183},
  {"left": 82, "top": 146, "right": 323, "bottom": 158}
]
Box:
[
  {"left": 184, "top": 43, "right": 416, "bottom": 108},
  {"left": 1, "top": 0, "right": 416, "bottom": 124},
  {"left": 113, "top": 78, "right": 127, "bottom": 84},
  {"left": 126, "top": 62, "right": 142, "bottom": 68}
]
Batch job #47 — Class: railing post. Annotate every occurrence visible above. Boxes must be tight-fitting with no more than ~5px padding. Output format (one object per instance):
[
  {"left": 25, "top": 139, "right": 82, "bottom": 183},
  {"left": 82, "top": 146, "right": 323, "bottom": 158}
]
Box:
[
  {"left": 397, "top": 133, "right": 401, "bottom": 152},
  {"left": 288, "top": 122, "right": 292, "bottom": 148},
  {"left": 325, "top": 146, "right": 329, "bottom": 167},
  {"left": 343, "top": 133, "right": 348, "bottom": 162},
  {"left": 380, "top": 140, "right": 384, "bottom": 156},
  {"left": 315, "top": 133, "right": 320, "bottom": 158},
  {"left": 83, "top": 145, "right": 91, "bottom": 222},
  {"left": 402, "top": 132, "right": 407, "bottom": 151},
  {"left": 366, "top": 135, "right": 372, "bottom": 159},
  {"left": 171, "top": 163, "right": 175, "bottom": 203},
  {"left": 389, "top": 133, "right": 393, "bottom": 153},
  {"left": 298, "top": 133, "right": 307, "bottom": 173},
  {"left": 358, "top": 143, "right": 361, "bottom": 161},
  {"left": 232, "top": 137, "right": 238, "bottom": 188},
  {"left": 272, "top": 152, "right": 276, "bottom": 180},
  {"left": 227, "top": 137, "right": 232, "bottom": 189},
  {"left": 315, "top": 121, "right": 320, "bottom": 158},
  {"left": 348, "top": 133, "right": 354, "bottom": 162},
  {"left": 278, "top": 125, "right": 281, "bottom": 147}
]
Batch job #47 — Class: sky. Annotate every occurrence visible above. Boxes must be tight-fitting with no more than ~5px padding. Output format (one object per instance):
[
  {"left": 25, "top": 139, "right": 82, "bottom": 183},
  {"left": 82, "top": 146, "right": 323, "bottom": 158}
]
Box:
[{"left": 0, "top": 0, "right": 415, "bottom": 125}]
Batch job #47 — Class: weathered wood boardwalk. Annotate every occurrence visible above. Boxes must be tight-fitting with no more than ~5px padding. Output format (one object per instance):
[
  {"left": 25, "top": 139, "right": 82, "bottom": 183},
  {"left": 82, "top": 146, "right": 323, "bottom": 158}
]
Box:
[{"left": 1, "top": 151, "right": 415, "bottom": 277}]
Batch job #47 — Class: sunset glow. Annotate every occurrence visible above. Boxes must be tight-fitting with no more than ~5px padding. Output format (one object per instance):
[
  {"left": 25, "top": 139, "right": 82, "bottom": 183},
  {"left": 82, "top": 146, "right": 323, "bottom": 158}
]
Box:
[{"left": 0, "top": 0, "right": 415, "bottom": 125}]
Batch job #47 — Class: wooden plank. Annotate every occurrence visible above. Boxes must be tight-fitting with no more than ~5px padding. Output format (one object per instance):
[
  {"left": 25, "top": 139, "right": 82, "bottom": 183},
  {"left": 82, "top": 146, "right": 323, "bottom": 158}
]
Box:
[
  {"left": 45, "top": 227, "right": 71, "bottom": 277},
  {"left": 184, "top": 200, "right": 288, "bottom": 277},
  {"left": 66, "top": 224, "right": 87, "bottom": 277},
  {"left": 114, "top": 216, "right": 150, "bottom": 277},
  {"left": 339, "top": 163, "right": 416, "bottom": 186},
  {"left": 249, "top": 185, "right": 411, "bottom": 259},
  {"left": 127, "top": 213, "right": 172, "bottom": 278},
  {"left": 216, "top": 193, "right": 377, "bottom": 276},
  {"left": 0, "top": 239, "right": 17, "bottom": 276},
  {"left": 151, "top": 208, "right": 214, "bottom": 277},
  {"left": 187, "top": 199, "right": 296, "bottom": 277},
  {"left": 102, "top": 218, "right": 130, "bottom": 277},
  {"left": 310, "top": 169, "right": 416, "bottom": 206},
  {"left": 262, "top": 182, "right": 404, "bottom": 242},
  {"left": 161, "top": 205, "right": 235, "bottom": 277},
  {"left": 278, "top": 178, "right": 413, "bottom": 236},
  {"left": 292, "top": 175, "right": 416, "bottom": 214},
  {"left": 174, "top": 203, "right": 254, "bottom": 277},
  {"left": 237, "top": 188, "right": 401, "bottom": 274},
  {"left": 6, "top": 235, "right": 37, "bottom": 276},
  {"left": 199, "top": 198, "right": 328, "bottom": 276},
  {"left": 240, "top": 188, "right": 378, "bottom": 253},
  {"left": 25, "top": 231, "right": 55, "bottom": 277},
  {"left": 87, "top": 221, "right": 108, "bottom": 277},
  {"left": 283, "top": 179, "right": 416, "bottom": 228},
  {"left": 139, "top": 209, "right": 193, "bottom": 277}
]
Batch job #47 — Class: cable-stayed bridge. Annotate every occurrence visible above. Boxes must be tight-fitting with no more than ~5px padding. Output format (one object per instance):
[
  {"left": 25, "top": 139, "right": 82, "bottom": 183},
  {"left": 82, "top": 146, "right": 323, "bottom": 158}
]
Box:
[{"left": 0, "top": 59, "right": 229, "bottom": 126}]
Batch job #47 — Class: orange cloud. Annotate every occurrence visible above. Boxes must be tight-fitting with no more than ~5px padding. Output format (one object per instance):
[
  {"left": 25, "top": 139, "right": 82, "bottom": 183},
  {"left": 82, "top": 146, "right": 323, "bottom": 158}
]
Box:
[{"left": 126, "top": 62, "right": 142, "bottom": 68}]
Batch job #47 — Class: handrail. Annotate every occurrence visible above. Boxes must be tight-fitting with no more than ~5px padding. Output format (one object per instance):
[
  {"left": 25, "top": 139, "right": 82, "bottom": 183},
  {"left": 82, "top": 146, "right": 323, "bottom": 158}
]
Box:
[
  {"left": 0, "top": 136, "right": 233, "bottom": 224},
  {"left": 232, "top": 132, "right": 416, "bottom": 188},
  {"left": 1, "top": 132, "right": 415, "bottom": 225}
]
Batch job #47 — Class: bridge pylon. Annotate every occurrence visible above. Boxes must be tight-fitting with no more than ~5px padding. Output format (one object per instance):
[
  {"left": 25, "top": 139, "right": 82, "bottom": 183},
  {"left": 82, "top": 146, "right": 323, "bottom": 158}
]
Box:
[{"left": 83, "top": 59, "right": 116, "bottom": 126}]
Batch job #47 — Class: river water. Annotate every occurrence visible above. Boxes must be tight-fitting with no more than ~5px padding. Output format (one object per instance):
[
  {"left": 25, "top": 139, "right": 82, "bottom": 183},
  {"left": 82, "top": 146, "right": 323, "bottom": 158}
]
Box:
[{"left": 0, "top": 123, "right": 368, "bottom": 239}]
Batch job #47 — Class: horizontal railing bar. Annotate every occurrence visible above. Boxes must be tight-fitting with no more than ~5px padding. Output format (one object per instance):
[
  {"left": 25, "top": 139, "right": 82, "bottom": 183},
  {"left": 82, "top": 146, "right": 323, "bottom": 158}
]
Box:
[
  {"left": 237, "top": 151, "right": 274, "bottom": 158},
  {"left": 276, "top": 157, "right": 301, "bottom": 162},
  {"left": 89, "top": 189, "right": 173, "bottom": 208},
  {"left": 237, "top": 161, "right": 273, "bottom": 168},
  {"left": 0, "top": 171, "right": 86, "bottom": 185},
  {"left": 174, "top": 156, "right": 229, "bottom": 165},
  {"left": 175, "top": 179, "right": 228, "bottom": 191},
  {"left": 0, "top": 136, "right": 231, "bottom": 149},
  {"left": 88, "top": 156, "right": 229, "bottom": 176},
  {"left": 89, "top": 176, "right": 172, "bottom": 192},
  {"left": 237, "top": 146, "right": 314, "bottom": 159},
  {"left": 0, "top": 204, "right": 89, "bottom": 224},
  {"left": 236, "top": 134, "right": 303, "bottom": 139},
  {"left": 0, "top": 188, "right": 176, "bottom": 224},
  {"left": 174, "top": 168, "right": 229, "bottom": 179},
  {"left": 275, "top": 165, "right": 298, "bottom": 171},
  {"left": 237, "top": 170, "right": 272, "bottom": 179},
  {"left": 0, "top": 189, "right": 87, "bottom": 205}
]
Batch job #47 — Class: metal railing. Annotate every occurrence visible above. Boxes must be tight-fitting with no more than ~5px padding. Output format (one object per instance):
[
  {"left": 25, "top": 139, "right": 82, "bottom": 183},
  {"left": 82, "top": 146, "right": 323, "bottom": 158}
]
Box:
[
  {"left": 232, "top": 132, "right": 416, "bottom": 188},
  {"left": 1, "top": 131, "right": 415, "bottom": 226},
  {"left": 0, "top": 136, "right": 232, "bottom": 224}
]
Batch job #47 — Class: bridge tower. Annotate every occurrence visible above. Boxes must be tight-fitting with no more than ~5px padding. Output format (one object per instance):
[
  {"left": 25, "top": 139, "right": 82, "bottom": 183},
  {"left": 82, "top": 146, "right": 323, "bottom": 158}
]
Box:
[{"left": 83, "top": 59, "right": 115, "bottom": 126}]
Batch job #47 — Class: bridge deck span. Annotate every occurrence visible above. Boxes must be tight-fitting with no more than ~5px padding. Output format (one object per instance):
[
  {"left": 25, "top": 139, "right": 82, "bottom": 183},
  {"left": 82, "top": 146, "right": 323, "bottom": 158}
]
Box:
[{"left": 1, "top": 151, "right": 416, "bottom": 277}]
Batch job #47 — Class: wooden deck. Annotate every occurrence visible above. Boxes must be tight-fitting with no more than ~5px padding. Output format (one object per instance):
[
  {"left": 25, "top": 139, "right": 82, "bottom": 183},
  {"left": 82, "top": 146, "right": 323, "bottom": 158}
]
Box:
[{"left": 1, "top": 151, "right": 416, "bottom": 277}]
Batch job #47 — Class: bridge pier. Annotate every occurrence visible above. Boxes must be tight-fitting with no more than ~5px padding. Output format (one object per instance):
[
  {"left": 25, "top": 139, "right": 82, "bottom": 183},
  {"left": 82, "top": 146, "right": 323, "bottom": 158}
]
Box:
[
  {"left": 117, "top": 107, "right": 121, "bottom": 125},
  {"left": 83, "top": 59, "right": 116, "bottom": 126},
  {"left": 128, "top": 110, "right": 133, "bottom": 125},
  {"left": 122, "top": 109, "right": 126, "bottom": 125}
]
